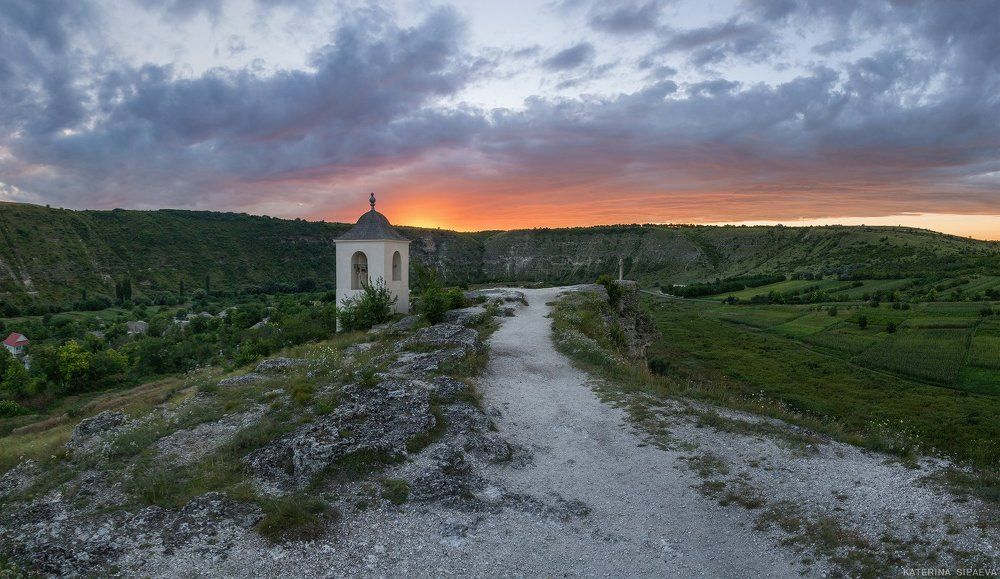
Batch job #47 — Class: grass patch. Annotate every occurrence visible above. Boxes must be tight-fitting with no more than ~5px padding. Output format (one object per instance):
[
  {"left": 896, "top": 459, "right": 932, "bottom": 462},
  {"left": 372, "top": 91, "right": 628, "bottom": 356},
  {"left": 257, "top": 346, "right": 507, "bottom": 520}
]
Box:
[
  {"left": 0, "top": 423, "right": 74, "bottom": 476},
  {"left": 256, "top": 494, "right": 331, "bottom": 543},
  {"left": 405, "top": 404, "right": 447, "bottom": 453},
  {"left": 131, "top": 455, "right": 248, "bottom": 508},
  {"left": 755, "top": 503, "right": 891, "bottom": 578},
  {"left": 691, "top": 409, "right": 825, "bottom": 455},
  {"left": 437, "top": 347, "right": 491, "bottom": 380},
  {"left": 681, "top": 452, "right": 730, "bottom": 477},
  {"left": 381, "top": 478, "right": 410, "bottom": 505},
  {"left": 315, "top": 449, "right": 401, "bottom": 487}
]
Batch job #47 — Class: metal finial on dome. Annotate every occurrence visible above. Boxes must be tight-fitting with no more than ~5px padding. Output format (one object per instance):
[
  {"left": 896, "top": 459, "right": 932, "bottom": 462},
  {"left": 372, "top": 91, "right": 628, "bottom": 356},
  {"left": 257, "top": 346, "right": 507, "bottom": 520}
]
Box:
[{"left": 369, "top": 192, "right": 376, "bottom": 211}]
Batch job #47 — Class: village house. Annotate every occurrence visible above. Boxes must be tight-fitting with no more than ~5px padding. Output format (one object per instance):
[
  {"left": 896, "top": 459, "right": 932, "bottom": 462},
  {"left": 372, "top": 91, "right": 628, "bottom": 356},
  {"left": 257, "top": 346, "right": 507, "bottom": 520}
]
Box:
[
  {"left": 3, "top": 332, "right": 29, "bottom": 356},
  {"left": 126, "top": 320, "right": 149, "bottom": 335}
]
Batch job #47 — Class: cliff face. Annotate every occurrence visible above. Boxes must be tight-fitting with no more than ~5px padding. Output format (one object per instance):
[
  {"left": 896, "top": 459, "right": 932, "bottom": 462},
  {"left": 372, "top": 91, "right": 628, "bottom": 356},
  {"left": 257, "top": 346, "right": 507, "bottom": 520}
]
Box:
[{"left": 479, "top": 227, "right": 706, "bottom": 283}]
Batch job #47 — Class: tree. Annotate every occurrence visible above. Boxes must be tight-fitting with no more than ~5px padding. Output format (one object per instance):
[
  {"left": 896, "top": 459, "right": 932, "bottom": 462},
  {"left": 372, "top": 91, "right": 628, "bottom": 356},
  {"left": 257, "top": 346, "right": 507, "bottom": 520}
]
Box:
[
  {"left": 886, "top": 321, "right": 897, "bottom": 334},
  {"left": 0, "top": 347, "right": 11, "bottom": 380},
  {"left": 205, "top": 275, "right": 211, "bottom": 294},
  {"left": 115, "top": 277, "right": 133, "bottom": 303},
  {"left": 179, "top": 279, "right": 186, "bottom": 299},
  {"left": 2, "top": 360, "right": 30, "bottom": 398},
  {"left": 597, "top": 274, "right": 623, "bottom": 306},
  {"left": 858, "top": 315, "right": 868, "bottom": 329},
  {"left": 57, "top": 340, "right": 92, "bottom": 392}
]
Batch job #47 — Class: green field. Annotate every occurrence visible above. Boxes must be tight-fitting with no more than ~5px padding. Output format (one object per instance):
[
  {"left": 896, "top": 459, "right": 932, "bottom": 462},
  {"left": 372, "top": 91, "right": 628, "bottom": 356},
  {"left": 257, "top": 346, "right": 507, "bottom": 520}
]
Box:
[
  {"left": 854, "top": 328, "right": 970, "bottom": 385},
  {"left": 971, "top": 321, "right": 1000, "bottom": 370},
  {"left": 771, "top": 310, "right": 848, "bottom": 338},
  {"left": 803, "top": 325, "right": 877, "bottom": 355},
  {"left": 641, "top": 294, "right": 1000, "bottom": 469},
  {"left": 718, "top": 307, "right": 805, "bottom": 329},
  {"left": 830, "top": 279, "right": 914, "bottom": 300},
  {"left": 709, "top": 279, "right": 843, "bottom": 301}
]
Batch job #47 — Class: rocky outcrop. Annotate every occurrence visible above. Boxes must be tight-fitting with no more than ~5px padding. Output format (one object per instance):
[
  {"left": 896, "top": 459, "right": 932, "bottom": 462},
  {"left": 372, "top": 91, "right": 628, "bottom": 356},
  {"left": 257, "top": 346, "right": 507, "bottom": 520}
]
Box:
[
  {"left": 65, "top": 411, "right": 130, "bottom": 452},
  {"left": 246, "top": 322, "right": 488, "bottom": 493},
  {"left": 612, "top": 280, "right": 659, "bottom": 361},
  {"left": 247, "top": 378, "right": 437, "bottom": 487}
]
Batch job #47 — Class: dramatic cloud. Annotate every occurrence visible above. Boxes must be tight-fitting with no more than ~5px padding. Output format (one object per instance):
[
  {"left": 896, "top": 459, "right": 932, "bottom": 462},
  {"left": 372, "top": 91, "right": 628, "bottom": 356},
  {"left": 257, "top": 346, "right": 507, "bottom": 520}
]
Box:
[
  {"left": 0, "top": 0, "right": 997, "bottom": 237},
  {"left": 542, "top": 42, "right": 596, "bottom": 71},
  {"left": 588, "top": 1, "right": 663, "bottom": 35},
  {"left": 653, "top": 18, "right": 779, "bottom": 67}
]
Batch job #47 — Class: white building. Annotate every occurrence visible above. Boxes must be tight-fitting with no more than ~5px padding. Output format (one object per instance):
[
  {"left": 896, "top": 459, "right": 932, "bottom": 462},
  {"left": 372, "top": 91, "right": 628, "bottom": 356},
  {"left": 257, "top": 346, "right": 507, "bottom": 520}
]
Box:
[
  {"left": 2, "top": 332, "right": 28, "bottom": 356},
  {"left": 334, "top": 193, "right": 410, "bottom": 317},
  {"left": 126, "top": 320, "right": 149, "bottom": 335}
]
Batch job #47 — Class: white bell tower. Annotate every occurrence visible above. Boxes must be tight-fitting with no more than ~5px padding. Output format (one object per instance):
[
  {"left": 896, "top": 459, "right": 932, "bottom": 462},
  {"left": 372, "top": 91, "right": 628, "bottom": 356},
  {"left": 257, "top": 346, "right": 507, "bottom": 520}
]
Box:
[{"left": 334, "top": 193, "right": 410, "bottom": 316}]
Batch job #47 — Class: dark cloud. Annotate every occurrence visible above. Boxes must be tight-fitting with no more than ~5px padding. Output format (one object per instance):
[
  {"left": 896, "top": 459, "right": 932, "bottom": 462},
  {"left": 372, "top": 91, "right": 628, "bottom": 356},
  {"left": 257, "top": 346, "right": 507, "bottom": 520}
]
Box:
[
  {"left": 0, "top": 5, "right": 485, "bottom": 209},
  {"left": 542, "top": 42, "right": 595, "bottom": 71},
  {"left": 588, "top": 1, "right": 663, "bottom": 34},
  {"left": 654, "top": 18, "right": 779, "bottom": 67},
  {"left": 0, "top": 0, "right": 94, "bottom": 136},
  {"left": 134, "top": 0, "right": 318, "bottom": 23}
]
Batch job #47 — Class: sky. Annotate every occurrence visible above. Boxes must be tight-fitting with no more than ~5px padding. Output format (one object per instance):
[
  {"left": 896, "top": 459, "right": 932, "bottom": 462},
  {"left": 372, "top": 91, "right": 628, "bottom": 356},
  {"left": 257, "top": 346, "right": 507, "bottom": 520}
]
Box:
[{"left": 0, "top": 0, "right": 998, "bottom": 239}]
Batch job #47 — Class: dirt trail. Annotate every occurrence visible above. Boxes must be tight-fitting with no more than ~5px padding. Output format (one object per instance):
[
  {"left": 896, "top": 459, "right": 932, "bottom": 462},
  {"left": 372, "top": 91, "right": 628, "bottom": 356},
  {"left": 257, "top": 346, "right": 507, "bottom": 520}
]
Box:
[{"left": 471, "top": 286, "right": 805, "bottom": 577}]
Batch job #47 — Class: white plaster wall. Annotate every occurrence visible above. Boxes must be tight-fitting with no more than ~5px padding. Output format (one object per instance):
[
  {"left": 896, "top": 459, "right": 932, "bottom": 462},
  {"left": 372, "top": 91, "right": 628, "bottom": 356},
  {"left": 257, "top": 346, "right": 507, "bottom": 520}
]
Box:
[{"left": 334, "top": 239, "right": 410, "bottom": 317}]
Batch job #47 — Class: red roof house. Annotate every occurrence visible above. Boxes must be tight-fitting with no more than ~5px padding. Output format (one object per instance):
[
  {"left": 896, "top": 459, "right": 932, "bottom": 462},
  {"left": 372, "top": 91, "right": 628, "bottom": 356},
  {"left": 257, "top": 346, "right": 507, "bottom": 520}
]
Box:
[{"left": 3, "top": 332, "right": 29, "bottom": 355}]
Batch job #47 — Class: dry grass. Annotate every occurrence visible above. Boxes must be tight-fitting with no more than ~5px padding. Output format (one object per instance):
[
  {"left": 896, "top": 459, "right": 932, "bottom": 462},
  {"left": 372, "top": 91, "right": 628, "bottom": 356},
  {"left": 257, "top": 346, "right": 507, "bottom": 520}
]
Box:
[{"left": 0, "top": 422, "right": 74, "bottom": 475}]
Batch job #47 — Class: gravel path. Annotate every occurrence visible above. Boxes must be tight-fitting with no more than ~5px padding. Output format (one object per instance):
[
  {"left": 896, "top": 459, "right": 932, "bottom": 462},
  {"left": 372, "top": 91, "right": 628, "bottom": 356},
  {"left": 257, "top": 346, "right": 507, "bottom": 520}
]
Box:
[{"left": 472, "top": 286, "right": 805, "bottom": 577}]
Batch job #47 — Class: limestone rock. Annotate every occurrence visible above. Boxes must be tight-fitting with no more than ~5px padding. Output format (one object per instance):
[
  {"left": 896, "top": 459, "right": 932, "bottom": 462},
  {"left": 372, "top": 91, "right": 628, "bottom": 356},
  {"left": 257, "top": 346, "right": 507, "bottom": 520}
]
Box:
[
  {"left": 218, "top": 373, "right": 265, "bottom": 387},
  {"left": 248, "top": 378, "right": 436, "bottom": 488},
  {"left": 390, "top": 314, "right": 422, "bottom": 332},
  {"left": 401, "top": 323, "right": 479, "bottom": 352},
  {"left": 66, "top": 411, "right": 129, "bottom": 451},
  {"left": 255, "top": 357, "right": 309, "bottom": 373}
]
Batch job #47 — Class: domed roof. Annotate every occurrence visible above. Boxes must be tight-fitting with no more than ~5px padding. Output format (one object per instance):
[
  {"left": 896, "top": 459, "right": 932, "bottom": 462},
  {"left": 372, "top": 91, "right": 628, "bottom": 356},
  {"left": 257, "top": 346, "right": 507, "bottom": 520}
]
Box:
[{"left": 336, "top": 194, "right": 409, "bottom": 242}]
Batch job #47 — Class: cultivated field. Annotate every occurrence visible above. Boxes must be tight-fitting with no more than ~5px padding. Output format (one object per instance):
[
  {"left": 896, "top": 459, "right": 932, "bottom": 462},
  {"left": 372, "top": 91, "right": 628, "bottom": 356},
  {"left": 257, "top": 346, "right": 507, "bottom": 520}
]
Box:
[{"left": 642, "top": 290, "right": 1000, "bottom": 470}]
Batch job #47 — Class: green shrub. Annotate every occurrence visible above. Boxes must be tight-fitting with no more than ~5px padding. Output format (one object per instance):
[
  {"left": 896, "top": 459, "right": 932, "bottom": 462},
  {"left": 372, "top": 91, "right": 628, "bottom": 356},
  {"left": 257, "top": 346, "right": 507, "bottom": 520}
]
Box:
[
  {"left": 235, "top": 338, "right": 267, "bottom": 366},
  {"left": 828, "top": 306, "right": 838, "bottom": 317},
  {"left": 858, "top": 315, "right": 868, "bottom": 329},
  {"left": 418, "top": 285, "right": 449, "bottom": 325},
  {"left": 648, "top": 357, "right": 670, "bottom": 376},
  {"left": 337, "top": 279, "right": 396, "bottom": 331},
  {"left": 444, "top": 287, "right": 466, "bottom": 310},
  {"left": 256, "top": 494, "right": 330, "bottom": 543},
  {"left": 357, "top": 367, "right": 379, "bottom": 388},
  {"left": 0, "top": 400, "right": 26, "bottom": 418},
  {"left": 381, "top": 478, "right": 410, "bottom": 505},
  {"left": 597, "top": 274, "right": 623, "bottom": 306}
]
